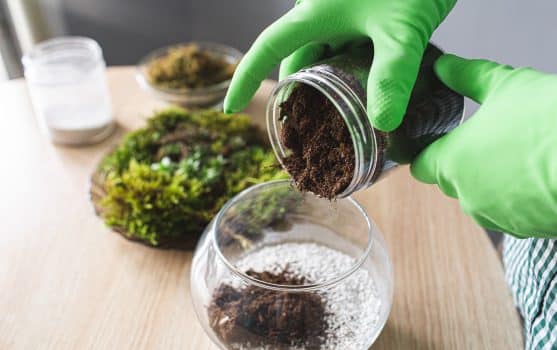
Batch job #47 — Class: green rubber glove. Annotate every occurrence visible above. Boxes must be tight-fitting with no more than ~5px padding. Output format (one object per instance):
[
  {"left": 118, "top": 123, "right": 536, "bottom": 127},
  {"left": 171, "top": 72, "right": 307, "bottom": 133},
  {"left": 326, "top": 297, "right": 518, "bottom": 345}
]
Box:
[
  {"left": 411, "top": 55, "right": 557, "bottom": 238},
  {"left": 224, "top": 0, "right": 457, "bottom": 131}
]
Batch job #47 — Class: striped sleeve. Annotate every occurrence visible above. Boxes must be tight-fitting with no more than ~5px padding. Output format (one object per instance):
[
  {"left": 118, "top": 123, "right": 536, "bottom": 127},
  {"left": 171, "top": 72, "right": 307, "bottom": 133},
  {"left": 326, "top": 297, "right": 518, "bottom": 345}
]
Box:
[{"left": 503, "top": 236, "right": 557, "bottom": 350}]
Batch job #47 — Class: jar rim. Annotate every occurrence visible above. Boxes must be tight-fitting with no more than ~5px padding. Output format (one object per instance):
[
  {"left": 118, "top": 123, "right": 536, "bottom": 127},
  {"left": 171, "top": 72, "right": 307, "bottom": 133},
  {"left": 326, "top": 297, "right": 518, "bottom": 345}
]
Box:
[
  {"left": 22, "top": 36, "right": 102, "bottom": 65},
  {"left": 211, "top": 179, "right": 375, "bottom": 292},
  {"left": 22, "top": 36, "right": 102, "bottom": 67},
  {"left": 266, "top": 69, "right": 377, "bottom": 200}
]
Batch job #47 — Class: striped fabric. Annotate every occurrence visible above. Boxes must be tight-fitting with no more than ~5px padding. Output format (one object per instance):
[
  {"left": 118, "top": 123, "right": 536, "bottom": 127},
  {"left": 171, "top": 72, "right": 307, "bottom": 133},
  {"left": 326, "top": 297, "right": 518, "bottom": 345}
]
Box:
[{"left": 503, "top": 236, "right": 557, "bottom": 350}]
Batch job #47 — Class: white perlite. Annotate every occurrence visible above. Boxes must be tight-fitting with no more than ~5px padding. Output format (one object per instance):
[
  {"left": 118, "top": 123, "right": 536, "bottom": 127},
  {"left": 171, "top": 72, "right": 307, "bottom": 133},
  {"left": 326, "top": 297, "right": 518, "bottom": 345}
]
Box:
[{"left": 233, "top": 242, "right": 382, "bottom": 350}]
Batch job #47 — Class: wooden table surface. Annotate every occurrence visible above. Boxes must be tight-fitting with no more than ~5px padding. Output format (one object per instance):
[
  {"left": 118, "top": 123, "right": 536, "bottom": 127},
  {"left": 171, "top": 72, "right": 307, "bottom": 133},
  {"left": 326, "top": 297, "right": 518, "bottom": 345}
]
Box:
[{"left": 0, "top": 67, "right": 522, "bottom": 350}]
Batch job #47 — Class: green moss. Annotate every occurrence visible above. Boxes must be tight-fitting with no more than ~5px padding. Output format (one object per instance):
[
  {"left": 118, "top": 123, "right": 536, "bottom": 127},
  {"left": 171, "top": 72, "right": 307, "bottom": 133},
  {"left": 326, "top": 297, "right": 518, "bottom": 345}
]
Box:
[
  {"left": 147, "top": 44, "right": 236, "bottom": 90},
  {"left": 97, "top": 107, "right": 287, "bottom": 247},
  {"left": 217, "top": 185, "right": 303, "bottom": 249}
]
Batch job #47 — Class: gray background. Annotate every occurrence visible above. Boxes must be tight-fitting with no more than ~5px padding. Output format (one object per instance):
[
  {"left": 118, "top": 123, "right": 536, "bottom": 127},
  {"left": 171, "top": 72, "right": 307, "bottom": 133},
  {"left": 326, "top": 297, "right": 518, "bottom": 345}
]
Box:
[
  {"left": 434, "top": 0, "right": 557, "bottom": 72},
  {"left": 7, "top": 0, "right": 557, "bottom": 84},
  {"left": 60, "top": 0, "right": 292, "bottom": 65},
  {"left": 58, "top": 0, "right": 557, "bottom": 70},
  {"left": 432, "top": 0, "right": 557, "bottom": 116}
]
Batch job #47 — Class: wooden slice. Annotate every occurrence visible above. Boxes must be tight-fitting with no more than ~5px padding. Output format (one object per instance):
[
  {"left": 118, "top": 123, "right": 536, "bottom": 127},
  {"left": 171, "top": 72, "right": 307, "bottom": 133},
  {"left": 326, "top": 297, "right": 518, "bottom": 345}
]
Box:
[{"left": 89, "top": 164, "right": 199, "bottom": 250}]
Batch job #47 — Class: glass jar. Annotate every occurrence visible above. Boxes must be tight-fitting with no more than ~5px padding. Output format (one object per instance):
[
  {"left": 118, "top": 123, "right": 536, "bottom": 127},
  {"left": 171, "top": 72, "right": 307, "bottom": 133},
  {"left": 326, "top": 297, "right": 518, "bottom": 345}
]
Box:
[
  {"left": 191, "top": 180, "right": 393, "bottom": 350},
  {"left": 267, "top": 44, "right": 464, "bottom": 197},
  {"left": 22, "top": 37, "right": 114, "bottom": 145},
  {"left": 136, "top": 42, "right": 243, "bottom": 108}
]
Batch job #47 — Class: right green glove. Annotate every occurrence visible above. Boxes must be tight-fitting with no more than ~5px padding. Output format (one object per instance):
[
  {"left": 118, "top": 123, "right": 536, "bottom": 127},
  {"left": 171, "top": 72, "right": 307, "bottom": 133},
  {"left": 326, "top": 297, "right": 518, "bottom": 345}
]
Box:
[
  {"left": 411, "top": 54, "right": 557, "bottom": 238},
  {"left": 224, "top": 0, "right": 456, "bottom": 132}
]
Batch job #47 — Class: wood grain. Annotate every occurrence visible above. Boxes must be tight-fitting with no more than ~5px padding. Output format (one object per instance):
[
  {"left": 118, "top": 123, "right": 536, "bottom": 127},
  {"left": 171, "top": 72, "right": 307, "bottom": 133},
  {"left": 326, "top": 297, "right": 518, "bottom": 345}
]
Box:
[{"left": 0, "top": 67, "right": 522, "bottom": 350}]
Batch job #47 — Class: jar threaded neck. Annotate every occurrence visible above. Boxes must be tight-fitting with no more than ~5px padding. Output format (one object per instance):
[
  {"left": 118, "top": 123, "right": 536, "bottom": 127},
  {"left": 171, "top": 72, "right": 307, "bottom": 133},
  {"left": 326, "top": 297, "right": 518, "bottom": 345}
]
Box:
[{"left": 266, "top": 67, "right": 378, "bottom": 198}]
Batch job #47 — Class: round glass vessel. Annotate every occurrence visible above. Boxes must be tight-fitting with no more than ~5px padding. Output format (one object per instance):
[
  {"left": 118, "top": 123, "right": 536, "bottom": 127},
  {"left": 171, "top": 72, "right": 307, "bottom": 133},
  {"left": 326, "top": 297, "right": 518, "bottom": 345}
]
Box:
[
  {"left": 267, "top": 43, "right": 464, "bottom": 198},
  {"left": 136, "top": 42, "right": 242, "bottom": 108},
  {"left": 191, "top": 180, "right": 393, "bottom": 350}
]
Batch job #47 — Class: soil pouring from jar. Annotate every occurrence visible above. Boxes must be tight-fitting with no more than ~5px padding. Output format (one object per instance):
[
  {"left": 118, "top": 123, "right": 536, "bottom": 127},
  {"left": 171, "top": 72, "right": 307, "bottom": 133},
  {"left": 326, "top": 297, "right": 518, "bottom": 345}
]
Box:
[{"left": 279, "top": 84, "right": 354, "bottom": 199}]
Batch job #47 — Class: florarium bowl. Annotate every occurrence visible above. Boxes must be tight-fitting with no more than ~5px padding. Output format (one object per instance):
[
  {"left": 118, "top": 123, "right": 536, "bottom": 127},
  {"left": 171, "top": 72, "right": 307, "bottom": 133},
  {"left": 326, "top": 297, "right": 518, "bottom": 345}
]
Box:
[
  {"left": 136, "top": 42, "right": 242, "bottom": 108},
  {"left": 191, "top": 180, "right": 393, "bottom": 349}
]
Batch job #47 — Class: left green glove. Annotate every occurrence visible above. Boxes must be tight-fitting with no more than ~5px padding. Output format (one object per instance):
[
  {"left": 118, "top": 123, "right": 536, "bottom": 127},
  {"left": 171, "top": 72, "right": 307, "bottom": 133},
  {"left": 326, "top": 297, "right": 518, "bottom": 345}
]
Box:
[
  {"left": 412, "top": 54, "right": 557, "bottom": 238},
  {"left": 224, "top": 0, "right": 457, "bottom": 132}
]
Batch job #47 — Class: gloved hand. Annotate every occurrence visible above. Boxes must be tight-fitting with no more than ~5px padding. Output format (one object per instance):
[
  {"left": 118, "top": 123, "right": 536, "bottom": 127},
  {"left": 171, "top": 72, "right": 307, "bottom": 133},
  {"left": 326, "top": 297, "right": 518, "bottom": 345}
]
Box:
[
  {"left": 412, "top": 55, "right": 557, "bottom": 238},
  {"left": 224, "top": 0, "right": 457, "bottom": 131}
]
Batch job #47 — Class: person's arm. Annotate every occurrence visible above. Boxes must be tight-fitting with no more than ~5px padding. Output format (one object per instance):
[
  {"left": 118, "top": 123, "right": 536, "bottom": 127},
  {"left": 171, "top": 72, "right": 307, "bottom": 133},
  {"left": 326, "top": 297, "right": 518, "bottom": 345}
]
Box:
[
  {"left": 224, "top": 0, "right": 457, "bottom": 132},
  {"left": 412, "top": 55, "right": 557, "bottom": 238}
]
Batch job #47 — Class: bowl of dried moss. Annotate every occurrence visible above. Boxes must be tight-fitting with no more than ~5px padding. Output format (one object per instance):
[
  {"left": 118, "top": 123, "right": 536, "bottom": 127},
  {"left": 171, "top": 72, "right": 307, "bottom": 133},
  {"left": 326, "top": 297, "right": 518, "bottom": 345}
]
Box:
[
  {"left": 90, "top": 107, "right": 287, "bottom": 249},
  {"left": 136, "top": 42, "right": 241, "bottom": 108}
]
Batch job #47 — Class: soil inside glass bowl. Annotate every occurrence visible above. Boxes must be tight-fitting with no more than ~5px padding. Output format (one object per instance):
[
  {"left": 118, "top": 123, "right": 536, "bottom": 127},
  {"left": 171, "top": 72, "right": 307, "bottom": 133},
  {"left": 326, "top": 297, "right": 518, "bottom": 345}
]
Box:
[
  {"left": 208, "top": 268, "right": 327, "bottom": 349},
  {"left": 206, "top": 241, "right": 383, "bottom": 349}
]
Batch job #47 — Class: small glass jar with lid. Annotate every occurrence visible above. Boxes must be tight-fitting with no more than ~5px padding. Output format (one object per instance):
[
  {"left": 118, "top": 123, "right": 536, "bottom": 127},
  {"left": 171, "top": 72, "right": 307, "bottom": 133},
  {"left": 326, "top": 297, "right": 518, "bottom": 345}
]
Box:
[{"left": 22, "top": 36, "right": 114, "bottom": 145}]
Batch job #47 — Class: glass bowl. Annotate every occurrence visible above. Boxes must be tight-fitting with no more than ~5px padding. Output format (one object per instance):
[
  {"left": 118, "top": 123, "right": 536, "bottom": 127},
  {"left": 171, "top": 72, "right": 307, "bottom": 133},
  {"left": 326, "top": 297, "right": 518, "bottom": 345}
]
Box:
[
  {"left": 191, "top": 180, "right": 393, "bottom": 349},
  {"left": 136, "top": 42, "right": 242, "bottom": 108}
]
